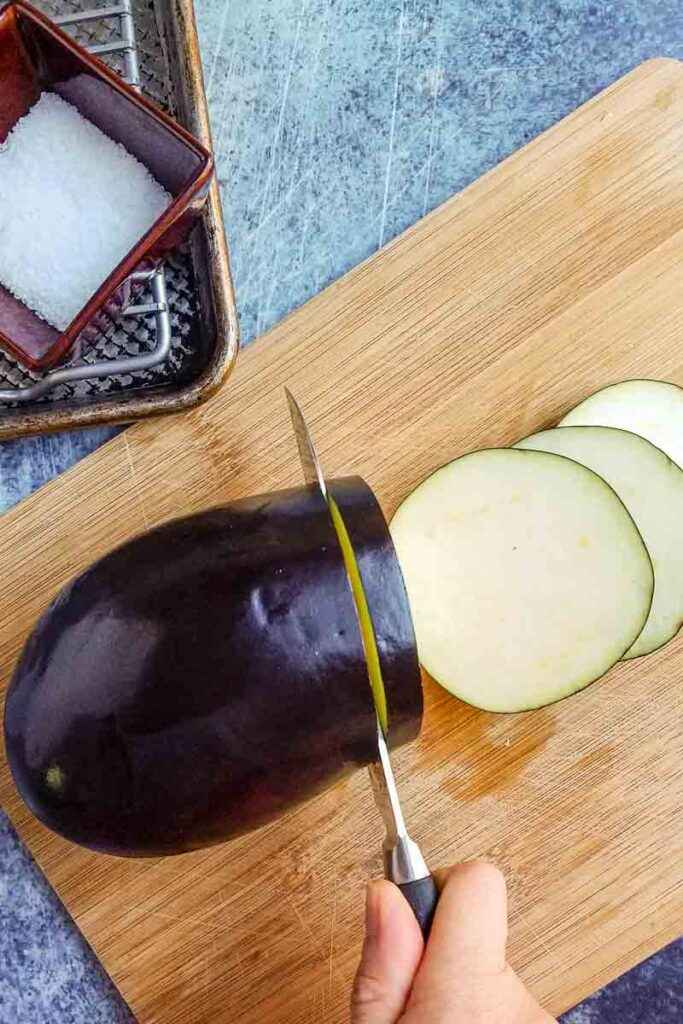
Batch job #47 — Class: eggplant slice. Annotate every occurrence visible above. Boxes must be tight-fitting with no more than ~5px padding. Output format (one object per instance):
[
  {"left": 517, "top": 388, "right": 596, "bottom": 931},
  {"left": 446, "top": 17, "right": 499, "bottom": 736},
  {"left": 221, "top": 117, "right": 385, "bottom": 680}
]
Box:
[
  {"left": 516, "top": 426, "right": 683, "bottom": 658},
  {"left": 390, "top": 449, "right": 653, "bottom": 713},
  {"left": 560, "top": 379, "right": 683, "bottom": 471},
  {"left": 329, "top": 479, "right": 421, "bottom": 745}
]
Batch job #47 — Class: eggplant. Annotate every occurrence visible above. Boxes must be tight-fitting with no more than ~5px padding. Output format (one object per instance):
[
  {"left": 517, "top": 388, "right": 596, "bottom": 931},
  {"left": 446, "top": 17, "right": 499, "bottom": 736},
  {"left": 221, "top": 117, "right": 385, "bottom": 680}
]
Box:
[
  {"left": 4, "top": 477, "right": 421, "bottom": 856},
  {"left": 390, "top": 449, "right": 653, "bottom": 712},
  {"left": 329, "top": 480, "right": 421, "bottom": 742},
  {"left": 560, "top": 379, "right": 683, "bottom": 471},
  {"left": 515, "top": 426, "right": 683, "bottom": 658}
]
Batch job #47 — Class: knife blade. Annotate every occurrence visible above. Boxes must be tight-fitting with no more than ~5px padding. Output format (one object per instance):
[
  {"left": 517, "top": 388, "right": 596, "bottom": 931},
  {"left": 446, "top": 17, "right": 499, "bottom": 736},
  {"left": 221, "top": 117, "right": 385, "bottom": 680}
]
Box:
[
  {"left": 285, "top": 388, "right": 328, "bottom": 500},
  {"left": 368, "top": 721, "right": 438, "bottom": 937},
  {"left": 285, "top": 388, "right": 438, "bottom": 938}
]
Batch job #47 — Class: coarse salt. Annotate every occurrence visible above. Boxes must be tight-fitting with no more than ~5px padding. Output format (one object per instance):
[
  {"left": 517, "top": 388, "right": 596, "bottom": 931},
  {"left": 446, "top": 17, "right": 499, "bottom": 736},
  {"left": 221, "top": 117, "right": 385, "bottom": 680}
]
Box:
[{"left": 0, "top": 92, "right": 171, "bottom": 331}]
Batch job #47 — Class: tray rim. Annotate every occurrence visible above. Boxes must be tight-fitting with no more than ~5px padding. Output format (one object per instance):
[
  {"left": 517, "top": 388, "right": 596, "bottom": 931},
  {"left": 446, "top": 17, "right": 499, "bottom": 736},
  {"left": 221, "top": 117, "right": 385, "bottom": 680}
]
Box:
[{"left": 0, "top": 0, "right": 239, "bottom": 441}]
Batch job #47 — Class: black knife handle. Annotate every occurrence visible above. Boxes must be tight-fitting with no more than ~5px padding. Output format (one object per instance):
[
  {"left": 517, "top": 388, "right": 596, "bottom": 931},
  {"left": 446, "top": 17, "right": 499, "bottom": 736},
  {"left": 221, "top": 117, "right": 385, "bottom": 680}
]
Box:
[{"left": 398, "top": 875, "right": 439, "bottom": 939}]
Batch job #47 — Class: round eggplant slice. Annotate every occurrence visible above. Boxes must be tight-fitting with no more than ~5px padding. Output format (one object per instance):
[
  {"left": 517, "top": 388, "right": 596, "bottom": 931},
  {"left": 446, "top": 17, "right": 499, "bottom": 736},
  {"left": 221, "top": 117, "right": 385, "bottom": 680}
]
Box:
[
  {"left": 4, "top": 479, "right": 422, "bottom": 857},
  {"left": 329, "top": 478, "right": 422, "bottom": 747},
  {"left": 390, "top": 449, "right": 653, "bottom": 713},
  {"left": 516, "top": 426, "right": 683, "bottom": 658},
  {"left": 560, "top": 379, "right": 683, "bottom": 471}
]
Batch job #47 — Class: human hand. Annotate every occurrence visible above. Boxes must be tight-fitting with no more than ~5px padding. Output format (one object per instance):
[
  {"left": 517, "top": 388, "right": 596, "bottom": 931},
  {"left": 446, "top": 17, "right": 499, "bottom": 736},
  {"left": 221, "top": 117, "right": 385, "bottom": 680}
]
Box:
[{"left": 351, "top": 862, "right": 557, "bottom": 1024}]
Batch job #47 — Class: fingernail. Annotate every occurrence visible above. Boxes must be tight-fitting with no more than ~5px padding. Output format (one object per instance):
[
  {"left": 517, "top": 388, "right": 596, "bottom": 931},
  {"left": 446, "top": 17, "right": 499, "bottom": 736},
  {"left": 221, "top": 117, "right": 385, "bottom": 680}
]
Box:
[{"left": 365, "top": 881, "right": 382, "bottom": 941}]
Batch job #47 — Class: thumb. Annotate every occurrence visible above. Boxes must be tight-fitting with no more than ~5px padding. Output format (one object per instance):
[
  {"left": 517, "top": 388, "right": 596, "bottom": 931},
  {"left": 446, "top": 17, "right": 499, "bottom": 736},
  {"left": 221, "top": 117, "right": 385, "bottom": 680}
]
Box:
[
  {"left": 409, "top": 862, "right": 556, "bottom": 1023},
  {"left": 351, "top": 880, "right": 424, "bottom": 1024}
]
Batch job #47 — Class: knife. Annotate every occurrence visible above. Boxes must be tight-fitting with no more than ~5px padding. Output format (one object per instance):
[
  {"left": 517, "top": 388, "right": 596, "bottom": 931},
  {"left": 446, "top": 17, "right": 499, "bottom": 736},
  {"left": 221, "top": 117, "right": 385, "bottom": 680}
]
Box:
[{"left": 285, "top": 388, "right": 439, "bottom": 938}]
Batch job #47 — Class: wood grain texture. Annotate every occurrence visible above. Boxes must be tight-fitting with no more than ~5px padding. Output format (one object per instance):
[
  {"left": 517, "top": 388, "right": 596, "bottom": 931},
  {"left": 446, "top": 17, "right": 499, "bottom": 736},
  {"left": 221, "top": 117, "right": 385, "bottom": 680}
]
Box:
[{"left": 2, "top": 58, "right": 683, "bottom": 1023}]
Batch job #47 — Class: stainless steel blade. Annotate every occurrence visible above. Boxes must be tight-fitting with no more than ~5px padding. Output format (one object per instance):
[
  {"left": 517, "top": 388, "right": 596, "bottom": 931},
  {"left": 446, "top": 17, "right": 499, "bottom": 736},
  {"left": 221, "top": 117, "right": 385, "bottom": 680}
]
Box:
[
  {"left": 285, "top": 388, "right": 328, "bottom": 500},
  {"left": 285, "top": 388, "right": 429, "bottom": 887},
  {"left": 368, "top": 722, "right": 405, "bottom": 844},
  {"left": 368, "top": 724, "right": 430, "bottom": 884}
]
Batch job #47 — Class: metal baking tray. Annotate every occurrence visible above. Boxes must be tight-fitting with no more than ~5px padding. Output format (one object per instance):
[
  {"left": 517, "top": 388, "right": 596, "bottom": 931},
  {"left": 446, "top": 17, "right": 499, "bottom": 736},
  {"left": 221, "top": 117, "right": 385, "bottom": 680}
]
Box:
[{"left": 0, "top": 0, "right": 239, "bottom": 440}]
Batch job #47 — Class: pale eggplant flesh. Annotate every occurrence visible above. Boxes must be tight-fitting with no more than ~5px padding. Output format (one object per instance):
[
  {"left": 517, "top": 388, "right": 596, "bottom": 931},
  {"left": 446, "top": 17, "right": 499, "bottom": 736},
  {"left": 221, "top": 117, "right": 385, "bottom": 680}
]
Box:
[
  {"left": 390, "top": 449, "right": 654, "bottom": 713},
  {"left": 4, "top": 477, "right": 421, "bottom": 856}
]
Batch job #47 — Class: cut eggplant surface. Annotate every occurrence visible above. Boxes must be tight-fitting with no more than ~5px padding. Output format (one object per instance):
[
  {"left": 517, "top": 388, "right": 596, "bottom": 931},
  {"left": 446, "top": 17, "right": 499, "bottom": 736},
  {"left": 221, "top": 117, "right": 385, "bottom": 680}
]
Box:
[
  {"left": 329, "top": 496, "right": 389, "bottom": 735},
  {"left": 560, "top": 380, "right": 683, "bottom": 471},
  {"left": 390, "top": 449, "right": 653, "bottom": 713},
  {"left": 4, "top": 478, "right": 422, "bottom": 856},
  {"left": 516, "top": 426, "right": 683, "bottom": 658}
]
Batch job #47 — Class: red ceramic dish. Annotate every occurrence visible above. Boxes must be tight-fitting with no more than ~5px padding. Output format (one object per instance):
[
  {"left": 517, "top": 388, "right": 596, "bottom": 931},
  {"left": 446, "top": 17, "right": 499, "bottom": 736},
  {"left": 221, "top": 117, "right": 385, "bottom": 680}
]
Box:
[{"left": 0, "top": 1, "right": 214, "bottom": 370}]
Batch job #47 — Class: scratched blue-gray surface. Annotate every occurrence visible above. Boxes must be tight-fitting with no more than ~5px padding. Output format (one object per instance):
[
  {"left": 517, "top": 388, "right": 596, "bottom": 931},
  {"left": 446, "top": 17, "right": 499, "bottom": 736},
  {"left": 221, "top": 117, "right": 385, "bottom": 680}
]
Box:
[{"left": 1, "top": 1, "right": 682, "bottom": 1021}]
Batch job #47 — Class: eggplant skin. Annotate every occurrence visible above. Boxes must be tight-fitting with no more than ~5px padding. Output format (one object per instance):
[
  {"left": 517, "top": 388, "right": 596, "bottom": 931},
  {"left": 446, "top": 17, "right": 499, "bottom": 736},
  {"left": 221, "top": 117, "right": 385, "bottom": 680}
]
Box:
[{"left": 4, "top": 478, "right": 422, "bottom": 856}]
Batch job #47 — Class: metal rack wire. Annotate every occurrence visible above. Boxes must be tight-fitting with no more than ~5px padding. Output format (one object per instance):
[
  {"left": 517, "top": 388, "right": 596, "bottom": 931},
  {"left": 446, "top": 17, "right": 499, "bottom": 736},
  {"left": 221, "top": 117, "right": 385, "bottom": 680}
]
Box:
[{"left": 0, "top": 0, "right": 175, "bottom": 404}]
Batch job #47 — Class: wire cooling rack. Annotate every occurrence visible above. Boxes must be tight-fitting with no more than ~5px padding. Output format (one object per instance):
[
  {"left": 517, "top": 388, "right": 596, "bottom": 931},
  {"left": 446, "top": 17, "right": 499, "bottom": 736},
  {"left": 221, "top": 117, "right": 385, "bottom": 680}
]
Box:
[{"left": 0, "top": 0, "right": 204, "bottom": 406}]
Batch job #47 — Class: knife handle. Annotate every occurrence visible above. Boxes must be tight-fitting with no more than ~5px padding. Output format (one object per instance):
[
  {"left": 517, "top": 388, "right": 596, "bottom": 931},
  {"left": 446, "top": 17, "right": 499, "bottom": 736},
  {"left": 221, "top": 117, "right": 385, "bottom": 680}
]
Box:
[{"left": 398, "top": 875, "right": 439, "bottom": 939}]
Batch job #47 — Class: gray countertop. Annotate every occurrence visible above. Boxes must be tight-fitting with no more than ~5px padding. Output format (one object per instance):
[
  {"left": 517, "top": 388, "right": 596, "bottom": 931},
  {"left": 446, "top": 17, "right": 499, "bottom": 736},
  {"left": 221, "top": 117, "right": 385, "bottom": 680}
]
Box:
[{"left": 0, "top": 1, "right": 681, "bottom": 1020}]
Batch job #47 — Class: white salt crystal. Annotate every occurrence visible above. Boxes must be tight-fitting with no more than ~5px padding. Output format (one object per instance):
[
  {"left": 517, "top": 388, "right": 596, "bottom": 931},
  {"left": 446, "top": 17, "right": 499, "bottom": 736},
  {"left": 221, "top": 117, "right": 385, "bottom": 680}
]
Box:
[{"left": 0, "top": 93, "right": 171, "bottom": 332}]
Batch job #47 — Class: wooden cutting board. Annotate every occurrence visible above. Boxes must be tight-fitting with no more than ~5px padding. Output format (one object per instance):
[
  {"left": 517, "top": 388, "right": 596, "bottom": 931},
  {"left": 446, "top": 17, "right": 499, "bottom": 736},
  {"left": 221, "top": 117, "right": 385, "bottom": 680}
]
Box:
[{"left": 2, "top": 58, "right": 683, "bottom": 1024}]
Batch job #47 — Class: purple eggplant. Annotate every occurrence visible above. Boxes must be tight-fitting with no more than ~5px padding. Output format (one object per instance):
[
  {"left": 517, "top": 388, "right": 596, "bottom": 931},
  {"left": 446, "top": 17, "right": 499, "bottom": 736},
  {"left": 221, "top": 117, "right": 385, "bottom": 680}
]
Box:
[{"left": 4, "top": 477, "right": 421, "bottom": 856}]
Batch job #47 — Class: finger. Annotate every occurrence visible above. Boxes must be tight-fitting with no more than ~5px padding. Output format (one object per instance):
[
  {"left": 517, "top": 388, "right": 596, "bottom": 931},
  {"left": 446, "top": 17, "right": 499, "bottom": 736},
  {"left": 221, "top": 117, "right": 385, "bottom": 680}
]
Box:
[
  {"left": 418, "top": 861, "right": 508, "bottom": 985},
  {"left": 351, "top": 879, "right": 424, "bottom": 1024},
  {"left": 411, "top": 863, "right": 558, "bottom": 1023}
]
